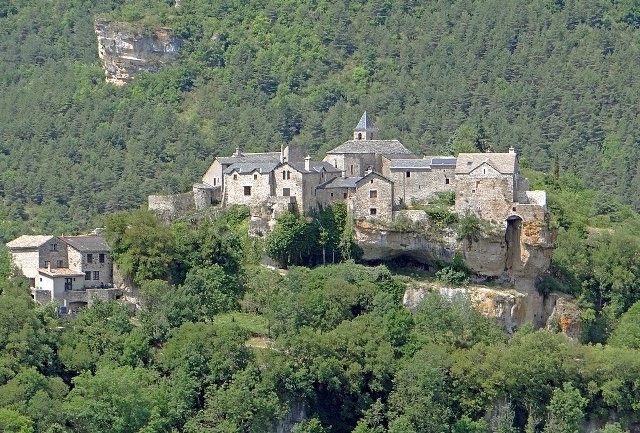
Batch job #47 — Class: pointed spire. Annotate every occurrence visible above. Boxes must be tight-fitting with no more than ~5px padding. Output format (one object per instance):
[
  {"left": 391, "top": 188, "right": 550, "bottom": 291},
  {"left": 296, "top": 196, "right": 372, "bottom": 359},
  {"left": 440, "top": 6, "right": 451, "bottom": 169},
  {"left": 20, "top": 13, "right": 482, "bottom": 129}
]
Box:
[
  {"left": 353, "top": 112, "right": 378, "bottom": 140},
  {"left": 354, "top": 111, "right": 374, "bottom": 131}
]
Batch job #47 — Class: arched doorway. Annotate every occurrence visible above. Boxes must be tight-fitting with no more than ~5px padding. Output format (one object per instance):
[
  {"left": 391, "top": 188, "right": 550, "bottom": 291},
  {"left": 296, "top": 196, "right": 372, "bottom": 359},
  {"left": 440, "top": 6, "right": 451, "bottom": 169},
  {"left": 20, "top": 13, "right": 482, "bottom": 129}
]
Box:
[{"left": 505, "top": 215, "right": 522, "bottom": 272}]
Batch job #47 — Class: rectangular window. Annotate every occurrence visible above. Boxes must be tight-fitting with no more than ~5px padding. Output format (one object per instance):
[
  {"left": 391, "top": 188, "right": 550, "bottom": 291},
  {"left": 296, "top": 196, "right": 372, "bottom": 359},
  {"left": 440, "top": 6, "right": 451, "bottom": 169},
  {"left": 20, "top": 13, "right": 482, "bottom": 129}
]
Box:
[
  {"left": 85, "top": 271, "right": 91, "bottom": 280},
  {"left": 330, "top": 193, "right": 334, "bottom": 197},
  {"left": 99, "top": 253, "right": 105, "bottom": 263},
  {"left": 344, "top": 193, "right": 348, "bottom": 199},
  {"left": 244, "top": 186, "right": 252, "bottom": 196},
  {"left": 369, "top": 190, "right": 378, "bottom": 199},
  {"left": 44, "top": 261, "right": 50, "bottom": 268},
  {"left": 286, "top": 171, "right": 291, "bottom": 180},
  {"left": 282, "top": 188, "right": 290, "bottom": 196},
  {"left": 406, "top": 171, "right": 411, "bottom": 178},
  {"left": 93, "top": 271, "right": 99, "bottom": 280},
  {"left": 64, "top": 278, "right": 73, "bottom": 291},
  {"left": 87, "top": 254, "right": 93, "bottom": 263},
  {"left": 476, "top": 181, "right": 480, "bottom": 188},
  {"left": 213, "top": 178, "right": 217, "bottom": 186},
  {"left": 56, "top": 260, "right": 63, "bottom": 268},
  {"left": 49, "top": 243, "right": 57, "bottom": 252},
  {"left": 254, "top": 173, "right": 258, "bottom": 180},
  {"left": 370, "top": 208, "right": 377, "bottom": 215},
  {"left": 445, "top": 178, "right": 450, "bottom": 185},
  {"left": 233, "top": 174, "right": 238, "bottom": 180},
  {"left": 350, "top": 165, "right": 354, "bottom": 175}
]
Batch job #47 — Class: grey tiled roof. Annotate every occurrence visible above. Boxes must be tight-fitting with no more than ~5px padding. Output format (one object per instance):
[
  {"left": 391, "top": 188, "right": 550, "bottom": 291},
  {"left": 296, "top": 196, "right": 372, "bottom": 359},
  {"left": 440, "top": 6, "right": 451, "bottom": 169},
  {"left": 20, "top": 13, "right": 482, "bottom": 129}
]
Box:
[
  {"left": 6, "top": 235, "right": 54, "bottom": 249},
  {"left": 326, "top": 140, "right": 414, "bottom": 156},
  {"left": 318, "top": 176, "right": 362, "bottom": 189},
  {"left": 455, "top": 152, "right": 517, "bottom": 175},
  {"left": 216, "top": 152, "right": 281, "bottom": 165},
  {"left": 288, "top": 161, "right": 343, "bottom": 174},
  {"left": 224, "top": 162, "right": 279, "bottom": 175},
  {"left": 429, "top": 157, "right": 457, "bottom": 166},
  {"left": 355, "top": 112, "right": 375, "bottom": 131},
  {"left": 355, "top": 171, "right": 392, "bottom": 186},
  {"left": 389, "top": 159, "right": 433, "bottom": 170},
  {"left": 61, "top": 235, "right": 110, "bottom": 252}
]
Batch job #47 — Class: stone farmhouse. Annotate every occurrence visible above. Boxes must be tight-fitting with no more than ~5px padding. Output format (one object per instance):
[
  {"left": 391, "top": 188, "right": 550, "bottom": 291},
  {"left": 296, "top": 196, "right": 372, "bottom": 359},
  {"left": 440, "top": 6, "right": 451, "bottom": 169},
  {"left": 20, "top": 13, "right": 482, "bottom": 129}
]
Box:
[
  {"left": 174, "top": 112, "right": 546, "bottom": 229},
  {"left": 6, "top": 233, "right": 120, "bottom": 309}
]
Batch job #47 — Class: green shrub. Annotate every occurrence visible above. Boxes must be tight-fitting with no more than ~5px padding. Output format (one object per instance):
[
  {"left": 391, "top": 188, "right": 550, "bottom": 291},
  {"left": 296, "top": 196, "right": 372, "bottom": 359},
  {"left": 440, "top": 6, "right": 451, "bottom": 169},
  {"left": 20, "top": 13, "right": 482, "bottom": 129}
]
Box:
[
  {"left": 425, "top": 205, "right": 458, "bottom": 226},
  {"left": 436, "top": 266, "right": 470, "bottom": 286}
]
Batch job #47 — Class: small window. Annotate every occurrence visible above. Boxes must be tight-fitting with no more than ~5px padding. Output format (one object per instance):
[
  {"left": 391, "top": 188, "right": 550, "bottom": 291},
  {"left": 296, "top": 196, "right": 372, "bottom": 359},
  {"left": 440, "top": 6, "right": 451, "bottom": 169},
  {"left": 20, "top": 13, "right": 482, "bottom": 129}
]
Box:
[
  {"left": 350, "top": 165, "right": 354, "bottom": 175},
  {"left": 99, "top": 253, "right": 105, "bottom": 263},
  {"left": 330, "top": 193, "right": 334, "bottom": 197},
  {"left": 283, "top": 188, "right": 290, "bottom": 197},
  {"left": 476, "top": 181, "right": 480, "bottom": 188},
  {"left": 213, "top": 178, "right": 217, "bottom": 186},
  {"left": 406, "top": 171, "right": 411, "bottom": 178},
  {"left": 370, "top": 208, "right": 377, "bottom": 215},
  {"left": 512, "top": 207, "right": 517, "bottom": 211},
  {"left": 93, "top": 271, "right": 99, "bottom": 280},
  {"left": 56, "top": 260, "right": 63, "bottom": 268},
  {"left": 50, "top": 243, "right": 57, "bottom": 252},
  {"left": 44, "top": 260, "right": 50, "bottom": 268},
  {"left": 287, "top": 171, "right": 291, "bottom": 180},
  {"left": 445, "top": 178, "right": 450, "bottom": 185},
  {"left": 244, "top": 186, "right": 252, "bottom": 196},
  {"left": 85, "top": 271, "right": 91, "bottom": 280},
  {"left": 357, "top": 132, "right": 362, "bottom": 139},
  {"left": 483, "top": 168, "right": 486, "bottom": 175},
  {"left": 233, "top": 174, "right": 238, "bottom": 180},
  {"left": 87, "top": 254, "right": 93, "bottom": 263},
  {"left": 282, "top": 171, "right": 286, "bottom": 180},
  {"left": 370, "top": 179, "right": 373, "bottom": 183},
  {"left": 343, "top": 193, "right": 347, "bottom": 199},
  {"left": 254, "top": 173, "right": 258, "bottom": 180},
  {"left": 369, "top": 190, "right": 378, "bottom": 199}
]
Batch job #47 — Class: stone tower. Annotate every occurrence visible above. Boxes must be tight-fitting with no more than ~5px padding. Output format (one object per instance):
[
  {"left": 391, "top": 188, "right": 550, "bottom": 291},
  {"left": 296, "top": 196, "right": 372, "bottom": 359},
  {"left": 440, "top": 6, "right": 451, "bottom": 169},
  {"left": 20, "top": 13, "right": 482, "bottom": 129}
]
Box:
[{"left": 353, "top": 112, "right": 378, "bottom": 140}]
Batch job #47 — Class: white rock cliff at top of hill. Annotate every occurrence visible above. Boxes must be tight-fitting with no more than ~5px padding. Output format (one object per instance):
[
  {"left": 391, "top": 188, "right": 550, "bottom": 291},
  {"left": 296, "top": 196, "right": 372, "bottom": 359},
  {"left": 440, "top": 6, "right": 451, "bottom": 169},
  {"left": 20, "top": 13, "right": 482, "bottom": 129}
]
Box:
[{"left": 94, "top": 18, "right": 181, "bottom": 85}]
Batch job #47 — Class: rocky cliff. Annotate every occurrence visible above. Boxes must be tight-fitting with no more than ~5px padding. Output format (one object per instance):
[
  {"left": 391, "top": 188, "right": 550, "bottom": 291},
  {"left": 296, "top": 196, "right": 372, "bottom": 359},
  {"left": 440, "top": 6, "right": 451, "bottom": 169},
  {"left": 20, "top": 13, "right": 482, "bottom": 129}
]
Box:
[
  {"left": 94, "top": 18, "right": 181, "bottom": 85},
  {"left": 403, "top": 281, "right": 580, "bottom": 336}
]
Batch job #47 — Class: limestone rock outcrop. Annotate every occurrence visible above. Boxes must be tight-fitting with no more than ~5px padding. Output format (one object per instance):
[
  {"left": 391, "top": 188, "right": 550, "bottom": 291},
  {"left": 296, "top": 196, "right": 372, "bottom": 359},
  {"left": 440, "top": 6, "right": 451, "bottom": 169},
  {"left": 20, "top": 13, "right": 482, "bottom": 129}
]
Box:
[
  {"left": 404, "top": 281, "right": 580, "bottom": 335},
  {"left": 94, "top": 18, "right": 181, "bottom": 85}
]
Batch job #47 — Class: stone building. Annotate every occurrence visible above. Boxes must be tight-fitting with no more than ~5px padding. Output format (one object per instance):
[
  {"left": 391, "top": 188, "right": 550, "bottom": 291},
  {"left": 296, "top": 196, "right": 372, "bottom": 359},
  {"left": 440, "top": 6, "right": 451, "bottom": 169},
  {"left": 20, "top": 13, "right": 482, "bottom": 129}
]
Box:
[
  {"left": 6, "top": 233, "right": 119, "bottom": 308},
  {"left": 154, "top": 111, "right": 546, "bottom": 232},
  {"left": 385, "top": 156, "right": 457, "bottom": 206}
]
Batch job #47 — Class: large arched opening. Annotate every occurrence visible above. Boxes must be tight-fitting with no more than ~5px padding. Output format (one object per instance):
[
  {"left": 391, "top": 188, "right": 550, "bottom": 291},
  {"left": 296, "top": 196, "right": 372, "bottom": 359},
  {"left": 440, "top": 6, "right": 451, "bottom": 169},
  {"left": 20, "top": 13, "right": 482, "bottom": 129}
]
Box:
[{"left": 505, "top": 215, "right": 523, "bottom": 272}]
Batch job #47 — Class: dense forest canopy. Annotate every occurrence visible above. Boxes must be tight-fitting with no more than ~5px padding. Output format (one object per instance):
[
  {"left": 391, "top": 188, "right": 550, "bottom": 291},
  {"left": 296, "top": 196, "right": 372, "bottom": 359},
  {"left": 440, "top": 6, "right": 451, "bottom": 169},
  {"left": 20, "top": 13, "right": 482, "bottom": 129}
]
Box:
[{"left": 2, "top": 0, "right": 640, "bottom": 236}]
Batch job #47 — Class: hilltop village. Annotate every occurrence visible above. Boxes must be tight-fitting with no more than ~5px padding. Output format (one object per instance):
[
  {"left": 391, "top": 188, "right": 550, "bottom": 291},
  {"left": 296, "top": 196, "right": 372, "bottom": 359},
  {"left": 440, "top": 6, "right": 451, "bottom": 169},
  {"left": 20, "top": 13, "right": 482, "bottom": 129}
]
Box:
[{"left": 152, "top": 112, "right": 547, "bottom": 230}]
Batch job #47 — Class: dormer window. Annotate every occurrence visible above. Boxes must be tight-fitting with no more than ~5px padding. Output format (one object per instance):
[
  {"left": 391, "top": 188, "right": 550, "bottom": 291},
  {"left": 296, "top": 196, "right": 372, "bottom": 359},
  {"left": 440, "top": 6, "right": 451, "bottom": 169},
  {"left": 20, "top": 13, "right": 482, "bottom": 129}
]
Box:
[{"left": 233, "top": 174, "right": 238, "bottom": 180}]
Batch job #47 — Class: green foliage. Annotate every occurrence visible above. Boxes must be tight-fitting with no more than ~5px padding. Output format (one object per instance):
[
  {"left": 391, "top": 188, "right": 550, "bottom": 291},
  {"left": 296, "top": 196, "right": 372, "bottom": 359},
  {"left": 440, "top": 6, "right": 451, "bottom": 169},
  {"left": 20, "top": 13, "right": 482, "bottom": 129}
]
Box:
[
  {"left": 608, "top": 300, "right": 640, "bottom": 349},
  {"left": 265, "top": 211, "right": 310, "bottom": 268},
  {"left": 436, "top": 267, "right": 471, "bottom": 286},
  {"left": 456, "top": 212, "right": 488, "bottom": 245},
  {"left": 425, "top": 205, "right": 458, "bottom": 226},
  {"left": 543, "top": 383, "right": 587, "bottom": 433}
]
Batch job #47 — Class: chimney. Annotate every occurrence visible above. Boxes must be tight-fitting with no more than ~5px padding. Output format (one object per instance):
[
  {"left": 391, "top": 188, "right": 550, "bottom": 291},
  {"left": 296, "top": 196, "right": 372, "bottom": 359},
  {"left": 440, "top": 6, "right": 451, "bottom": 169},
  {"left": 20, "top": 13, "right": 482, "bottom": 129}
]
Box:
[
  {"left": 305, "top": 155, "right": 311, "bottom": 171},
  {"left": 509, "top": 146, "right": 516, "bottom": 154},
  {"left": 280, "top": 144, "right": 285, "bottom": 163},
  {"left": 233, "top": 146, "right": 242, "bottom": 157},
  {"left": 48, "top": 262, "right": 52, "bottom": 272}
]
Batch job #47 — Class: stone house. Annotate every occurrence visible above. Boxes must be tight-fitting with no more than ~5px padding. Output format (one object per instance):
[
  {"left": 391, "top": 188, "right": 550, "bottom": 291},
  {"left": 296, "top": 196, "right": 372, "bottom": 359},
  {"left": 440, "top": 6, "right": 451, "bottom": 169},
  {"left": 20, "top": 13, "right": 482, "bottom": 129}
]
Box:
[
  {"left": 385, "top": 156, "right": 456, "bottom": 206},
  {"left": 184, "top": 111, "right": 546, "bottom": 231},
  {"left": 351, "top": 171, "right": 394, "bottom": 222},
  {"left": 454, "top": 148, "right": 540, "bottom": 223},
  {"left": 6, "top": 233, "right": 119, "bottom": 308}
]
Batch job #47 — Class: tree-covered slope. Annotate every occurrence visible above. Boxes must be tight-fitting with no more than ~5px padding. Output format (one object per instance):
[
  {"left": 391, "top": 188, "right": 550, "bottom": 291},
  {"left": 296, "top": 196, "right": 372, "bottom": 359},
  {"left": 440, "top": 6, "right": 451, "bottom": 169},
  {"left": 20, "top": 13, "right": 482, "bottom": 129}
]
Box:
[{"left": 2, "top": 0, "right": 640, "bottom": 236}]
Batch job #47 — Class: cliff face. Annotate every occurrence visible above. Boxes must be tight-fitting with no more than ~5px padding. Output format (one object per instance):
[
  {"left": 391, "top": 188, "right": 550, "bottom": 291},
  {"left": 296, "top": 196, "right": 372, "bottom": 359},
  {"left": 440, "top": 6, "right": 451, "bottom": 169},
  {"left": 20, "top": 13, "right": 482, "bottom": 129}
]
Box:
[
  {"left": 94, "top": 18, "right": 181, "bottom": 85},
  {"left": 403, "top": 282, "right": 580, "bottom": 336}
]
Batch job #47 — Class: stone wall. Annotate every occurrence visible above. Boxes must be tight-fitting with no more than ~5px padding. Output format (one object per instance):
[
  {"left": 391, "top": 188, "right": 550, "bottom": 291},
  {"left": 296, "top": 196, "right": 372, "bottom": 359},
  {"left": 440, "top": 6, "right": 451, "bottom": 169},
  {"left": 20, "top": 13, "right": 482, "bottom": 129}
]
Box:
[
  {"left": 388, "top": 167, "right": 455, "bottom": 205},
  {"left": 456, "top": 176, "right": 513, "bottom": 223},
  {"left": 148, "top": 191, "right": 195, "bottom": 220},
  {"left": 352, "top": 176, "right": 394, "bottom": 222},
  {"left": 225, "top": 171, "right": 273, "bottom": 206},
  {"left": 273, "top": 165, "right": 305, "bottom": 209}
]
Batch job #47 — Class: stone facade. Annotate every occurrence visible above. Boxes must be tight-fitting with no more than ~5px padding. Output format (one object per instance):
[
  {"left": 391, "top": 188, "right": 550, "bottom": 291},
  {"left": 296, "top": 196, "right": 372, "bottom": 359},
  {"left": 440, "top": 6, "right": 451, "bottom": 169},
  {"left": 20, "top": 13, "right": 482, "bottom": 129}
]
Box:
[
  {"left": 351, "top": 172, "right": 394, "bottom": 223},
  {"left": 385, "top": 157, "right": 456, "bottom": 206},
  {"left": 6, "top": 233, "right": 116, "bottom": 307}
]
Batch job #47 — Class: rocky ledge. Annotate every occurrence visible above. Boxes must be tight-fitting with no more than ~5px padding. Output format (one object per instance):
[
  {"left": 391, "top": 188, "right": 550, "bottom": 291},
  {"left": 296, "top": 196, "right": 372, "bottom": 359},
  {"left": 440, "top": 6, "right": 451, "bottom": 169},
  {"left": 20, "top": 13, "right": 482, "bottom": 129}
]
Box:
[{"left": 94, "top": 18, "right": 182, "bottom": 85}]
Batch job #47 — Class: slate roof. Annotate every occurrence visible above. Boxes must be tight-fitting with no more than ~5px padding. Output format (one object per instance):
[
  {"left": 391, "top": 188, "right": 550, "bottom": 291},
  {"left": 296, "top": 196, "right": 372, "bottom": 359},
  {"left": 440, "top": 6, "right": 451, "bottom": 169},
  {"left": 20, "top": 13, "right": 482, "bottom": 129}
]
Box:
[
  {"left": 355, "top": 171, "right": 392, "bottom": 187},
  {"left": 6, "top": 235, "right": 54, "bottom": 249},
  {"left": 38, "top": 268, "right": 85, "bottom": 277},
  {"left": 455, "top": 153, "right": 517, "bottom": 175},
  {"left": 317, "top": 176, "right": 362, "bottom": 189},
  {"left": 389, "top": 159, "right": 433, "bottom": 170},
  {"left": 224, "top": 162, "right": 280, "bottom": 175},
  {"left": 288, "top": 161, "right": 342, "bottom": 174},
  {"left": 61, "top": 235, "right": 109, "bottom": 252},
  {"left": 326, "top": 140, "right": 415, "bottom": 156},
  {"left": 216, "top": 152, "right": 281, "bottom": 165},
  {"left": 354, "top": 112, "right": 375, "bottom": 131},
  {"left": 428, "top": 156, "right": 457, "bottom": 166}
]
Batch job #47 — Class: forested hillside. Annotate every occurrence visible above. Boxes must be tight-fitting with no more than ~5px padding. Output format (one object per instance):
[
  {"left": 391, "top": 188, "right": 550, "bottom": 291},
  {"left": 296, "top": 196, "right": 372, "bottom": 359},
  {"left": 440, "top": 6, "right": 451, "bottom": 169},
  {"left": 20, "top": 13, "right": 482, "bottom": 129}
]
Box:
[{"left": 2, "top": 0, "right": 640, "bottom": 237}]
